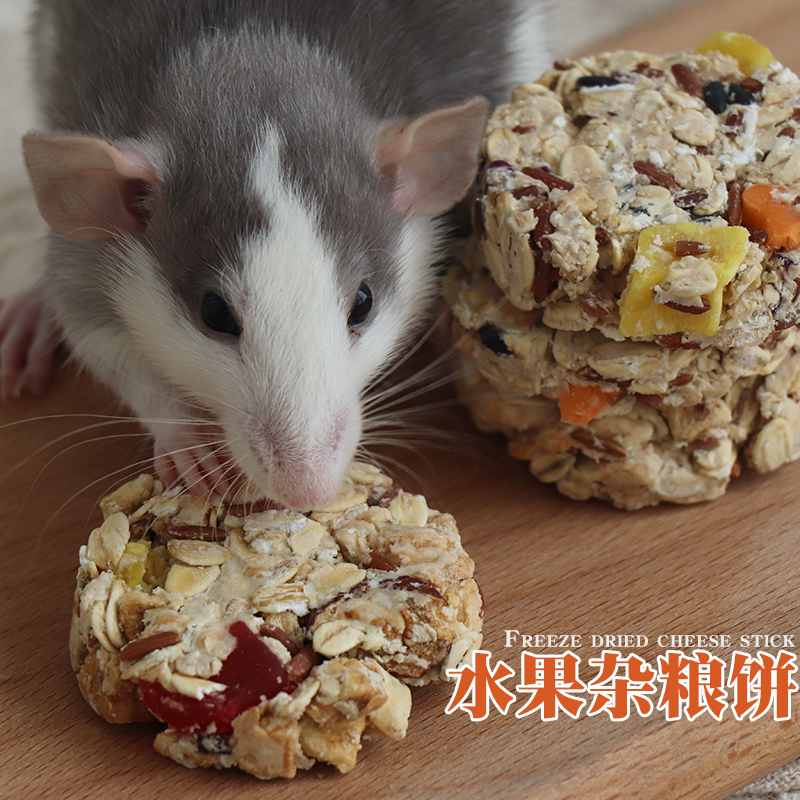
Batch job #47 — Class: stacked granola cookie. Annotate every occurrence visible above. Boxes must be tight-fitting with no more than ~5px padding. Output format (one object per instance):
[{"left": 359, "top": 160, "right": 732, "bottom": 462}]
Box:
[
  {"left": 446, "top": 35, "right": 800, "bottom": 509},
  {"left": 70, "top": 465, "right": 482, "bottom": 778}
]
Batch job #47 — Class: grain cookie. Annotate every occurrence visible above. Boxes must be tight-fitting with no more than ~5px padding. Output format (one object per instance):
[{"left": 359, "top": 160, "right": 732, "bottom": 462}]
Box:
[
  {"left": 448, "top": 35, "right": 800, "bottom": 508},
  {"left": 70, "top": 465, "right": 482, "bottom": 778}
]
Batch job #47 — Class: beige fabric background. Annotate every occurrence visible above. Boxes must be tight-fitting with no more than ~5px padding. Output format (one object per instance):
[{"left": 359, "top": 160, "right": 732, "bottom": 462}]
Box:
[{"left": 0, "top": 0, "right": 796, "bottom": 796}]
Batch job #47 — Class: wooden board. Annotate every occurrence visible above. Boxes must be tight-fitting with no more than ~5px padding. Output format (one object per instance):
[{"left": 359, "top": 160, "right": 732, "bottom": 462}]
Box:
[{"left": 3, "top": 2, "right": 800, "bottom": 799}]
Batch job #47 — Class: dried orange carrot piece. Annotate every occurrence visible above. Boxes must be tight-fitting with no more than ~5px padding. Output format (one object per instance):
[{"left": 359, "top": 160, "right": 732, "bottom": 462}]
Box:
[
  {"left": 558, "top": 383, "right": 619, "bottom": 425},
  {"left": 741, "top": 184, "right": 800, "bottom": 251}
]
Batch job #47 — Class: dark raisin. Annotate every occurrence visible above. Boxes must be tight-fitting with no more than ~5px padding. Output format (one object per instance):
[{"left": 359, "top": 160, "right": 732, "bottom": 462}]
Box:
[
  {"left": 703, "top": 81, "right": 728, "bottom": 114},
  {"left": 595, "top": 227, "right": 611, "bottom": 245},
  {"left": 748, "top": 228, "right": 769, "bottom": 245},
  {"left": 196, "top": 733, "right": 233, "bottom": 755},
  {"left": 576, "top": 75, "right": 621, "bottom": 88},
  {"left": 478, "top": 325, "right": 512, "bottom": 356},
  {"left": 727, "top": 84, "right": 755, "bottom": 105}
]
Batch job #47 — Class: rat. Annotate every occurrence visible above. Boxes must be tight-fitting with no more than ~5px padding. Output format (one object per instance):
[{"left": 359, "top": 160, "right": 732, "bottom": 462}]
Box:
[{"left": 0, "top": 0, "right": 552, "bottom": 509}]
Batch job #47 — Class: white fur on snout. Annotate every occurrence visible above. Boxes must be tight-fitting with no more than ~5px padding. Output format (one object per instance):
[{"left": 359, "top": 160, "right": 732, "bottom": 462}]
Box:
[{"left": 221, "top": 125, "right": 366, "bottom": 506}]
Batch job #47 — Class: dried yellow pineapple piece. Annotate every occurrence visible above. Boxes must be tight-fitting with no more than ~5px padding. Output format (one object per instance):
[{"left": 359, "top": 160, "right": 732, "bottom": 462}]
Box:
[
  {"left": 696, "top": 32, "right": 775, "bottom": 77},
  {"left": 116, "top": 540, "right": 150, "bottom": 588},
  {"left": 619, "top": 222, "right": 750, "bottom": 338}
]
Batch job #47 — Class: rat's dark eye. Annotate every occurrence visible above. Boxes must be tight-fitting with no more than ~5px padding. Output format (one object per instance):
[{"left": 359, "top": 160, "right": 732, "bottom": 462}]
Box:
[
  {"left": 201, "top": 292, "right": 241, "bottom": 337},
  {"left": 347, "top": 283, "right": 373, "bottom": 328}
]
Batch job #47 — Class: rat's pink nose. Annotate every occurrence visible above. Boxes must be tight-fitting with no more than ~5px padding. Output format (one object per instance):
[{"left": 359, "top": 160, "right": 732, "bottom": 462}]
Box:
[{"left": 271, "top": 466, "right": 342, "bottom": 511}]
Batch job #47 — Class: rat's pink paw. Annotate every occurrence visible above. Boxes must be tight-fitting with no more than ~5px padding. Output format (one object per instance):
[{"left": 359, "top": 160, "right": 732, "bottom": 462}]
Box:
[
  {"left": 154, "top": 423, "right": 239, "bottom": 497},
  {"left": 0, "top": 281, "right": 62, "bottom": 400}
]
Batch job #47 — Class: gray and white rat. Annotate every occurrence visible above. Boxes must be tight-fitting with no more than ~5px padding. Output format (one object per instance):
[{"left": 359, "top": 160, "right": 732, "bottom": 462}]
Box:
[{"left": 1, "top": 0, "right": 551, "bottom": 508}]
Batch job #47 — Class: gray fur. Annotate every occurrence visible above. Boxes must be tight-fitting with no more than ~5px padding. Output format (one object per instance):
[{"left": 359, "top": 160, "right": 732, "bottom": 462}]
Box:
[
  {"left": 29, "top": 0, "right": 552, "bottom": 503},
  {"left": 34, "top": 0, "right": 551, "bottom": 331}
]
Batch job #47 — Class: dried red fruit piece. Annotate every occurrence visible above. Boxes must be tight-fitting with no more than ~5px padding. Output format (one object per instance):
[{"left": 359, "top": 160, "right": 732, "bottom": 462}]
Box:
[{"left": 139, "top": 620, "right": 296, "bottom": 734}]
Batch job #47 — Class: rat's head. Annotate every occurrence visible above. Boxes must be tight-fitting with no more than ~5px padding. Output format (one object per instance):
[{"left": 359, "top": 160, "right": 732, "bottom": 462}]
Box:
[{"left": 23, "top": 71, "right": 487, "bottom": 508}]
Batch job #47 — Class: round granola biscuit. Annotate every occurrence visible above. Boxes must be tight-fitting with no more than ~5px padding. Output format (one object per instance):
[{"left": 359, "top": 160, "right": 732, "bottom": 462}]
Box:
[
  {"left": 448, "top": 37, "right": 800, "bottom": 508},
  {"left": 70, "top": 464, "right": 483, "bottom": 779},
  {"left": 473, "top": 47, "right": 800, "bottom": 349}
]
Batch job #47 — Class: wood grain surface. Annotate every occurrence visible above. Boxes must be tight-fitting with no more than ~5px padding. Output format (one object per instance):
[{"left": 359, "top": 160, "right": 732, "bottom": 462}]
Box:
[{"left": 3, "top": 2, "right": 800, "bottom": 799}]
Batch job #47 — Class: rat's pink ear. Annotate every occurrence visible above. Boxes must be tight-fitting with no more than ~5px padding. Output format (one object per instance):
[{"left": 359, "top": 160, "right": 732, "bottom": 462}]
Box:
[
  {"left": 376, "top": 96, "right": 490, "bottom": 216},
  {"left": 22, "top": 133, "right": 159, "bottom": 241}
]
